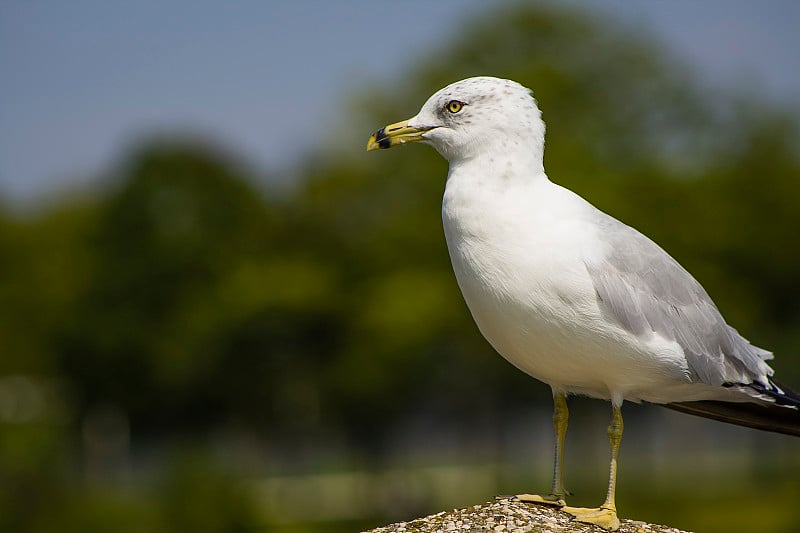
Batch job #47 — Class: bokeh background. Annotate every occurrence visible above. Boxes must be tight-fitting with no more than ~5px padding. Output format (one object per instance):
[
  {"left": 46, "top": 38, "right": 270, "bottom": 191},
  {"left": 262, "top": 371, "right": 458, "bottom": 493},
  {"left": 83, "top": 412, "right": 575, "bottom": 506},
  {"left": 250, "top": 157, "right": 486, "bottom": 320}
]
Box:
[{"left": 2, "top": 1, "right": 800, "bottom": 532}]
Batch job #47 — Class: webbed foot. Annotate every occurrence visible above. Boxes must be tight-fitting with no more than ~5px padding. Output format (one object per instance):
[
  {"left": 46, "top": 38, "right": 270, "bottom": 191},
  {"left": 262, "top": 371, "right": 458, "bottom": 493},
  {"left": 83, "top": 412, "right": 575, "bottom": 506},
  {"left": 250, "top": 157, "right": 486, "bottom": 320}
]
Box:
[
  {"left": 563, "top": 505, "right": 620, "bottom": 531},
  {"left": 514, "top": 493, "right": 566, "bottom": 507}
]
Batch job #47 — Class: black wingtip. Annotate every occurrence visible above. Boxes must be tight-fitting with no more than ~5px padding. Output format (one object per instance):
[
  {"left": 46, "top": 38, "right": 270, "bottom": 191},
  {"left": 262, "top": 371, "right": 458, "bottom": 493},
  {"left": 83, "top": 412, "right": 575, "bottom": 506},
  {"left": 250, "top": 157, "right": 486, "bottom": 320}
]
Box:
[{"left": 665, "top": 397, "right": 800, "bottom": 437}]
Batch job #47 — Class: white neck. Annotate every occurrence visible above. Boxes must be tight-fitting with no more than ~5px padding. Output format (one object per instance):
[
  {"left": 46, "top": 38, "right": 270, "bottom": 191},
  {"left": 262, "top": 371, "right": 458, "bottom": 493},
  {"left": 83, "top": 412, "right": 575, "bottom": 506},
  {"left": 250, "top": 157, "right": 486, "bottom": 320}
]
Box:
[{"left": 446, "top": 136, "right": 547, "bottom": 191}]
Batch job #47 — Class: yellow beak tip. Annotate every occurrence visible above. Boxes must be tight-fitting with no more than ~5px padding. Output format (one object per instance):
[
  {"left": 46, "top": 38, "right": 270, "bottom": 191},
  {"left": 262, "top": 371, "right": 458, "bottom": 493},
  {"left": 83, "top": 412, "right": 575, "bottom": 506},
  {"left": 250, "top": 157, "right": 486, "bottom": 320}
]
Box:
[{"left": 366, "top": 119, "right": 424, "bottom": 153}]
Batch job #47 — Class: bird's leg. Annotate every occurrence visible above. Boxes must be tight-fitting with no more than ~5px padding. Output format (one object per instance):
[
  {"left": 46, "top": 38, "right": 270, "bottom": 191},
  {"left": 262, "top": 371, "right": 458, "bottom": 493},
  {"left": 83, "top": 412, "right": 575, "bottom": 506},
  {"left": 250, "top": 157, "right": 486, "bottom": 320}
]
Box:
[
  {"left": 563, "top": 405, "right": 623, "bottom": 531},
  {"left": 516, "top": 393, "right": 569, "bottom": 507}
]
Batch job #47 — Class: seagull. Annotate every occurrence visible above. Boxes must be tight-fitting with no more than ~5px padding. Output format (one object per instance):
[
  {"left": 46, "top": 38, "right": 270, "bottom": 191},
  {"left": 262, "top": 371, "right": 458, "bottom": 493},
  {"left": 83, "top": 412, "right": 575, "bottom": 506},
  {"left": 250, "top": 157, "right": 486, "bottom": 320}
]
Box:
[{"left": 367, "top": 76, "right": 800, "bottom": 530}]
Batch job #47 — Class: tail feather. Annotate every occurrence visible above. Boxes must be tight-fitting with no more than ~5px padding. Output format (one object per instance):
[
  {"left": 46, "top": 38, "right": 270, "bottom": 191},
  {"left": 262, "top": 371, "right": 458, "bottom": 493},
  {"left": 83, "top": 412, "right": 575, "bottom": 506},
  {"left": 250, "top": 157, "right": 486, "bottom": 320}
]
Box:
[{"left": 665, "top": 380, "right": 800, "bottom": 437}]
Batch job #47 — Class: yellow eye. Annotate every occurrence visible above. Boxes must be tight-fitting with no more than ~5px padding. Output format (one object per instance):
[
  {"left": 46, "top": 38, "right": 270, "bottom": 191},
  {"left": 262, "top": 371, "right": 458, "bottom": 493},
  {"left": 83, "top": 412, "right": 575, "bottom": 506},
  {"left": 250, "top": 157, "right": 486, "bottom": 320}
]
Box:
[{"left": 446, "top": 100, "right": 464, "bottom": 113}]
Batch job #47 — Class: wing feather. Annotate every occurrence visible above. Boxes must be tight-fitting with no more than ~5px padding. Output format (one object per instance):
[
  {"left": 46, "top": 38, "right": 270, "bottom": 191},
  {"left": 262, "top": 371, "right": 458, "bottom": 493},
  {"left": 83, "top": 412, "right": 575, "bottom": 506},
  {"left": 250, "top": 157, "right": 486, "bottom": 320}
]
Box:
[{"left": 585, "top": 214, "right": 773, "bottom": 387}]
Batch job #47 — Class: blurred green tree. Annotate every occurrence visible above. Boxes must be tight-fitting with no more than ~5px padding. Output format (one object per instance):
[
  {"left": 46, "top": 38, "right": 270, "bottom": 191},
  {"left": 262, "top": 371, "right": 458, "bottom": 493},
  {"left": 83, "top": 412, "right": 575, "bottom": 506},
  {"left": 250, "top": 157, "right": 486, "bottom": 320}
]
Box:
[
  {"left": 0, "top": 1, "right": 795, "bottom": 447},
  {"left": 1, "top": 3, "right": 799, "bottom": 531}
]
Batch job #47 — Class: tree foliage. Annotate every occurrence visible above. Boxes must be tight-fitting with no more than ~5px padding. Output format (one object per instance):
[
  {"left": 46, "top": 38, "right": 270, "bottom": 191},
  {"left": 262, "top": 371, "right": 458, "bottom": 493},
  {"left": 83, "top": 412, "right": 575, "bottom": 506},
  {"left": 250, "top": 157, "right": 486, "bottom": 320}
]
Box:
[{"left": 1, "top": 4, "right": 799, "bottom": 530}]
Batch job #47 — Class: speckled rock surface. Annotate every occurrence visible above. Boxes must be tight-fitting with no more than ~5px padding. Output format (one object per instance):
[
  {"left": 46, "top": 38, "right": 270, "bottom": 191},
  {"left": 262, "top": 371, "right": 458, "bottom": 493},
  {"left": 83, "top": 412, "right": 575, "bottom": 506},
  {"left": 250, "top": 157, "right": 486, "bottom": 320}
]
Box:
[{"left": 363, "top": 497, "right": 692, "bottom": 533}]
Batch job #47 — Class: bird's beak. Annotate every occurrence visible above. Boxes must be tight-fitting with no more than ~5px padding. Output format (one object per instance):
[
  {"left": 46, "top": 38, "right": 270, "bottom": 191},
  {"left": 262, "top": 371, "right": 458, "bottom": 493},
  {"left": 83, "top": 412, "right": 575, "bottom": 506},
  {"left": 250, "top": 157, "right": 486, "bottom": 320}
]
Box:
[{"left": 366, "top": 119, "right": 431, "bottom": 151}]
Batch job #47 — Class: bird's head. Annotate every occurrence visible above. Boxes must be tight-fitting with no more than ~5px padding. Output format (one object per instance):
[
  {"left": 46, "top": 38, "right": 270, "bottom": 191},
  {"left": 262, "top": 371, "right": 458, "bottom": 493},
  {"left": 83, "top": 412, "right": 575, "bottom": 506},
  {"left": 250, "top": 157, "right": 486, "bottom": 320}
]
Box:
[{"left": 367, "top": 76, "right": 545, "bottom": 164}]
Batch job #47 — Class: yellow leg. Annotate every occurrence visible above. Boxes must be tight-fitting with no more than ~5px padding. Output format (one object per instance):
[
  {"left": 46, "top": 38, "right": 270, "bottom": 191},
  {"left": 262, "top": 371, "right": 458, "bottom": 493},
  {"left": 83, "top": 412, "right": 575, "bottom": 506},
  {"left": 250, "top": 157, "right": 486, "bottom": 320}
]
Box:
[
  {"left": 563, "top": 404, "right": 623, "bottom": 531},
  {"left": 516, "top": 393, "right": 569, "bottom": 507}
]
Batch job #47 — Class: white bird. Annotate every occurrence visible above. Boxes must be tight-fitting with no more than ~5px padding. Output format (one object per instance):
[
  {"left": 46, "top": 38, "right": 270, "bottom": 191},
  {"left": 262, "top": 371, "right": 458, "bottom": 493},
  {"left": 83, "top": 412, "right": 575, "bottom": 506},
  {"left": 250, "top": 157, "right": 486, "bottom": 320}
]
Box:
[{"left": 367, "top": 76, "right": 800, "bottom": 530}]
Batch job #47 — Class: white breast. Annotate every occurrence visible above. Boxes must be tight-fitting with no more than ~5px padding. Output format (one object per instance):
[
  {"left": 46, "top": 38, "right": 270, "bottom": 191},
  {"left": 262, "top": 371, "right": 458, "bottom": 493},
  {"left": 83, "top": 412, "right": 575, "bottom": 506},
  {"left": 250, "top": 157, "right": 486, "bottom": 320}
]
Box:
[{"left": 441, "top": 168, "right": 692, "bottom": 402}]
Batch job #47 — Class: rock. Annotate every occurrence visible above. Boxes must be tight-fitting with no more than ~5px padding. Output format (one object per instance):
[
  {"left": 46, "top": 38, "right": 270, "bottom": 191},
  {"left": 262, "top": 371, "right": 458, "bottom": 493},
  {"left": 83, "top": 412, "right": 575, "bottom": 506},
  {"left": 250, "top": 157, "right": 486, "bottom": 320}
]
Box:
[{"left": 362, "top": 497, "right": 692, "bottom": 533}]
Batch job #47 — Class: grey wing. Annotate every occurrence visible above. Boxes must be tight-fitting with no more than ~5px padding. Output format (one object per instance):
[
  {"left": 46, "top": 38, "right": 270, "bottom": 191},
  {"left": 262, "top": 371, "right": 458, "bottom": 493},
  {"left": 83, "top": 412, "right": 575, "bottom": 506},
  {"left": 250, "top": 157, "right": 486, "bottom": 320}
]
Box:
[{"left": 585, "top": 215, "right": 773, "bottom": 387}]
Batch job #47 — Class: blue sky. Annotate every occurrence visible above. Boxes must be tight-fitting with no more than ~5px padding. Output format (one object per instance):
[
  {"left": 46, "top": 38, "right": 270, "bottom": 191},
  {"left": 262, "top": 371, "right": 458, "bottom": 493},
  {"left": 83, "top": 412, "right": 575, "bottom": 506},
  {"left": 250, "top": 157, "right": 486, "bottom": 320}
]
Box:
[{"left": 1, "top": 0, "right": 799, "bottom": 204}]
